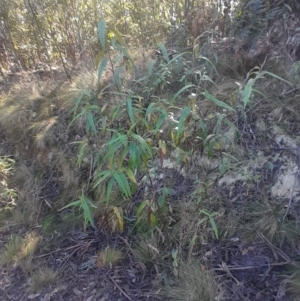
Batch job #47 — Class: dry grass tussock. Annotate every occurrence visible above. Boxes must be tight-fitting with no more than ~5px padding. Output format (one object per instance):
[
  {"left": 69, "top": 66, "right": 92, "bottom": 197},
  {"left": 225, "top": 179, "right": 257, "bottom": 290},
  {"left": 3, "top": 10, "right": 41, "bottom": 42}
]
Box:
[
  {"left": 0, "top": 232, "right": 40, "bottom": 268},
  {"left": 29, "top": 268, "right": 59, "bottom": 292},
  {"left": 0, "top": 69, "right": 99, "bottom": 227},
  {"left": 162, "top": 260, "right": 217, "bottom": 301}
]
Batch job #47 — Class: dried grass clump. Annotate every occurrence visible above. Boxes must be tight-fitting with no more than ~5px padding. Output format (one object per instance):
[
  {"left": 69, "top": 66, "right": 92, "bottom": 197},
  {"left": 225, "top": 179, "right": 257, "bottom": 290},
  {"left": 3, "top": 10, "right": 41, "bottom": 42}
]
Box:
[
  {"left": 96, "top": 247, "right": 123, "bottom": 268},
  {"left": 0, "top": 232, "right": 40, "bottom": 267},
  {"left": 163, "top": 261, "right": 217, "bottom": 301},
  {"left": 30, "top": 268, "right": 58, "bottom": 292}
]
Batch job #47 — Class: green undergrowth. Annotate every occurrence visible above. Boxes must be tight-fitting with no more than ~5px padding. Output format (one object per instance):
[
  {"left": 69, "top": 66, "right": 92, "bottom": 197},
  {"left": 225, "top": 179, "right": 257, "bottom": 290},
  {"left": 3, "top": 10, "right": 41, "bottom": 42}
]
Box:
[{"left": 1, "top": 19, "right": 300, "bottom": 300}]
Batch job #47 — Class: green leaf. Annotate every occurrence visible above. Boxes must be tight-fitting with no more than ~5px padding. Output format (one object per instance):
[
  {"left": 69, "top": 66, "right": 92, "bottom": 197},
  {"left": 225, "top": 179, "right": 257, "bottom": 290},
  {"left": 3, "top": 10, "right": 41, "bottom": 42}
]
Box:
[
  {"left": 129, "top": 141, "right": 141, "bottom": 170},
  {"left": 145, "top": 102, "right": 156, "bottom": 116},
  {"left": 84, "top": 196, "right": 97, "bottom": 208},
  {"left": 152, "top": 112, "right": 167, "bottom": 134},
  {"left": 98, "top": 57, "right": 108, "bottom": 80},
  {"left": 82, "top": 89, "right": 91, "bottom": 97},
  {"left": 126, "top": 168, "right": 137, "bottom": 184},
  {"left": 171, "top": 84, "right": 195, "bottom": 103},
  {"left": 113, "top": 171, "right": 131, "bottom": 198},
  {"left": 130, "top": 133, "right": 153, "bottom": 158},
  {"left": 95, "top": 49, "right": 105, "bottom": 69},
  {"left": 195, "top": 56, "right": 219, "bottom": 76},
  {"left": 106, "top": 177, "right": 115, "bottom": 203},
  {"left": 209, "top": 216, "right": 218, "bottom": 239},
  {"left": 136, "top": 200, "right": 148, "bottom": 217},
  {"left": 177, "top": 107, "right": 191, "bottom": 140},
  {"left": 150, "top": 212, "right": 157, "bottom": 227},
  {"left": 114, "top": 43, "right": 138, "bottom": 76},
  {"left": 98, "top": 20, "right": 106, "bottom": 50},
  {"left": 147, "top": 60, "right": 156, "bottom": 76},
  {"left": 73, "top": 93, "right": 84, "bottom": 118},
  {"left": 241, "top": 79, "right": 254, "bottom": 108},
  {"left": 87, "top": 112, "right": 97, "bottom": 135},
  {"left": 157, "top": 43, "right": 169, "bottom": 62},
  {"left": 223, "top": 118, "right": 239, "bottom": 133},
  {"left": 260, "top": 71, "right": 292, "bottom": 86},
  {"left": 82, "top": 201, "right": 95, "bottom": 229},
  {"left": 59, "top": 200, "right": 81, "bottom": 211},
  {"left": 202, "top": 92, "right": 235, "bottom": 111},
  {"left": 93, "top": 170, "right": 112, "bottom": 188},
  {"left": 126, "top": 98, "right": 135, "bottom": 125}
]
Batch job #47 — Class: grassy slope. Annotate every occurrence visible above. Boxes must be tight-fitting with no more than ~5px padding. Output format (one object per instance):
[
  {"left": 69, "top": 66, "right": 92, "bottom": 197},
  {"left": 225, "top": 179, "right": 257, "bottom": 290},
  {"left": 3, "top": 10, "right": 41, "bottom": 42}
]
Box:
[{"left": 1, "top": 41, "right": 300, "bottom": 301}]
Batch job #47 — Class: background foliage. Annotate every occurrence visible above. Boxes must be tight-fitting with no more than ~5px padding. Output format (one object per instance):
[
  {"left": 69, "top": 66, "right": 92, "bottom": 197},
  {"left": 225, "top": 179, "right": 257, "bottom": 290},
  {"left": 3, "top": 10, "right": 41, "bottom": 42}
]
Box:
[{"left": 1, "top": 0, "right": 299, "bottom": 72}]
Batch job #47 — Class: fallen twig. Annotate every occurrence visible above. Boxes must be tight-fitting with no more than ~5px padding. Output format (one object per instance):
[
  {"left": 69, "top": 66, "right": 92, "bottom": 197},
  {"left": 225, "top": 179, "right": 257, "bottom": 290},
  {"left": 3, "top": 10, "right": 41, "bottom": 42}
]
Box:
[{"left": 108, "top": 274, "right": 132, "bottom": 301}]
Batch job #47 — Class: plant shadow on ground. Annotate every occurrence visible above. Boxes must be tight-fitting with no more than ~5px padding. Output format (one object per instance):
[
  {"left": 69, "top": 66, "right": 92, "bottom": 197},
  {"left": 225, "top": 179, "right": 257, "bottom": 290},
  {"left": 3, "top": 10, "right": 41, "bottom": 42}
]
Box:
[{"left": 2, "top": 14, "right": 300, "bottom": 301}]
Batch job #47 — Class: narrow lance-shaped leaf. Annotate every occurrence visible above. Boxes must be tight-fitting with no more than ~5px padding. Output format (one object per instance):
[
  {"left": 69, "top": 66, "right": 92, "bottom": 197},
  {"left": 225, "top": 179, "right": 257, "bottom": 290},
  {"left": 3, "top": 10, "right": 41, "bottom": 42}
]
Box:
[
  {"left": 152, "top": 112, "right": 167, "bottom": 134},
  {"left": 106, "top": 177, "right": 115, "bottom": 203},
  {"left": 73, "top": 93, "right": 84, "bottom": 118},
  {"left": 113, "top": 171, "right": 131, "bottom": 198},
  {"left": 177, "top": 107, "right": 191, "bottom": 141},
  {"left": 98, "top": 57, "right": 108, "bottom": 81},
  {"left": 82, "top": 200, "right": 95, "bottom": 229},
  {"left": 95, "top": 49, "right": 105, "bottom": 69},
  {"left": 87, "top": 112, "right": 97, "bottom": 135},
  {"left": 130, "top": 133, "right": 153, "bottom": 158},
  {"left": 157, "top": 42, "right": 169, "bottom": 62},
  {"left": 202, "top": 92, "right": 235, "bottom": 111},
  {"left": 98, "top": 20, "right": 106, "bottom": 50},
  {"left": 126, "top": 98, "right": 135, "bottom": 125},
  {"left": 242, "top": 79, "right": 254, "bottom": 108},
  {"left": 259, "top": 71, "right": 292, "bottom": 86},
  {"left": 59, "top": 200, "right": 81, "bottom": 211},
  {"left": 93, "top": 170, "right": 112, "bottom": 188},
  {"left": 136, "top": 200, "right": 148, "bottom": 217},
  {"left": 114, "top": 42, "right": 139, "bottom": 76},
  {"left": 126, "top": 168, "right": 137, "bottom": 184},
  {"left": 150, "top": 212, "right": 157, "bottom": 227},
  {"left": 209, "top": 216, "right": 218, "bottom": 239},
  {"left": 172, "top": 84, "right": 195, "bottom": 103}
]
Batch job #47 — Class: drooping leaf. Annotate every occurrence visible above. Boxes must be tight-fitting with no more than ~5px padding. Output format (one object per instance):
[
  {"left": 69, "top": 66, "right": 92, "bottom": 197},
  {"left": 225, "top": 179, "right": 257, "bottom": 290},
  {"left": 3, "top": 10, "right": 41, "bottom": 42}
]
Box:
[
  {"left": 130, "top": 133, "right": 153, "bottom": 158},
  {"left": 202, "top": 92, "right": 235, "bottom": 111},
  {"left": 59, "top": 200, "right": 81, "bottom": 211},
  {"left": 113, "top": 171, "right": 131, "bottom": 198},
  {"left": 172, "top": 84, "right": 195, "bottom": 103},
  {"left": 82, "top": 201, "right": 95, "bottom": 230},
  {"left": 136, "top": 200, "right": 148, "bottom": 217},
  {"left": 260, "top": 71, "right": 292, "bottom": 86},
  {"left": 93, "top": 170, "right": 113, "bottom": 188}
]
